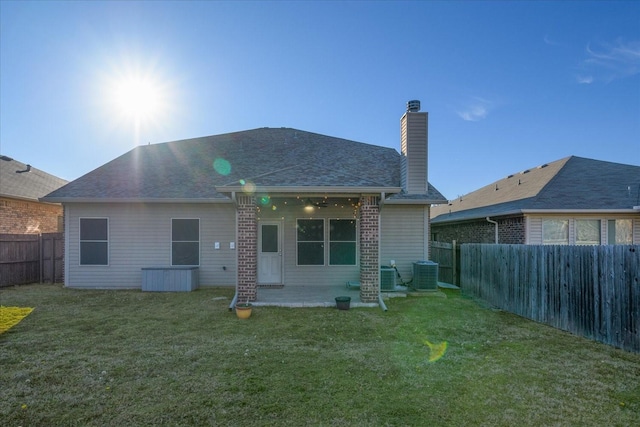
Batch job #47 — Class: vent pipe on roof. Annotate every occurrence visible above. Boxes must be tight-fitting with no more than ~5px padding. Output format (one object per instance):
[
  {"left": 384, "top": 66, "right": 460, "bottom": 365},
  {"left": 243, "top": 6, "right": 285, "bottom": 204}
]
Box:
[{"left": 407, "top": 100, "right": 421, "bottom": 112}]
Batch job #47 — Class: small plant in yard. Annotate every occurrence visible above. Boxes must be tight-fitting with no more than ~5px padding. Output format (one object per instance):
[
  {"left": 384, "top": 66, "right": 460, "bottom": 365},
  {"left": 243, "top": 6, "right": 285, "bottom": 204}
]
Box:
[{"left": 0, "top": 284, "right": 639, "bottom": 426}]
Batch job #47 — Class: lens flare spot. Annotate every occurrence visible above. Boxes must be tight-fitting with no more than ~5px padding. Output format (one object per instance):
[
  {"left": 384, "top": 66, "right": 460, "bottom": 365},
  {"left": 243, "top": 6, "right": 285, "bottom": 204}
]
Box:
[
  {"left": 213, "top": 158, "right": 231, "bottom": 176},
  {"left": 242, "top": 180, "right": 256, "bottom": 194},
  {"left": 259, "top": 195, "right": 271, "bottom": 205},
  {"left": 424, "top": 339, "right": 448, "bottom": 362}
]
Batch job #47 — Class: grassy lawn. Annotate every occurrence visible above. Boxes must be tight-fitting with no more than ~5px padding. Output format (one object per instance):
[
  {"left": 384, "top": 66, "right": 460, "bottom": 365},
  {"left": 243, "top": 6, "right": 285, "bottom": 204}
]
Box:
[{"left": 1, "top": 285, "right": 638, "bottom": 426}]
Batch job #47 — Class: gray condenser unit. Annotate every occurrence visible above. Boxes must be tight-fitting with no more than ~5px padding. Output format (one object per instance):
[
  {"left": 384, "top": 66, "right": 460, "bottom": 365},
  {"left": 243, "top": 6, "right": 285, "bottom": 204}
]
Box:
[
  {"left": 380, "top": 266, "right": 397, "bottom": 291},
  {"left": 413, "top": 261, "right": 438, "bottom": 291}
]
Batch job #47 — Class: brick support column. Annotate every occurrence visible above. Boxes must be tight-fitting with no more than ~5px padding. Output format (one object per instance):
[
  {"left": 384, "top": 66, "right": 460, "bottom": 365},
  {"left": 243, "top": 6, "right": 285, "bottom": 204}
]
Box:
[
  {"left": 359, "top": 196, "right": 380, "bottom": 303},
  {"left": 237, "top": 195, "right": 257, "bottom": 302}
]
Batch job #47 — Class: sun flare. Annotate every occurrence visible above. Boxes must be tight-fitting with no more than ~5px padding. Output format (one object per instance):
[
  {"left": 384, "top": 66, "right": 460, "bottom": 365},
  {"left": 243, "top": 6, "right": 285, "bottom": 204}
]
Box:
[{"left": 110, "top": 74, "right": 165, "bottom": 121}]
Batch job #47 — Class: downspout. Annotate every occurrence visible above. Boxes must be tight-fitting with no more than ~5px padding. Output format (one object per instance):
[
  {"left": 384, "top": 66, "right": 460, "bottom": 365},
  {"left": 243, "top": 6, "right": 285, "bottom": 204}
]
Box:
[
  {"left": 486, "top": 217, "right": 498, "bottom": 244},
  {"left": 379, "top": 294, "right": 388, "bottom": 311},
  {"left": 230, "top": 191, "right": 239, "bottom": 311}
]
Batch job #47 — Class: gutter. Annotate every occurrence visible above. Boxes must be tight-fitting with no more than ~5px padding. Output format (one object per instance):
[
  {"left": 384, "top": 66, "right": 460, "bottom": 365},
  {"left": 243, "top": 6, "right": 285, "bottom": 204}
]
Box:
[
  {"left": 486, "top": 217, "right": 498, "bottom": 244},
  {"left": 39, "top": 197, "right": 235, "bottom": 204}
]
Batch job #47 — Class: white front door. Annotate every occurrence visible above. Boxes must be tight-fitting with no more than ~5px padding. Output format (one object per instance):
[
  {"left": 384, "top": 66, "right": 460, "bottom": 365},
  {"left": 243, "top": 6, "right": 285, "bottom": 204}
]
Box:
[{"left": 258, "top": 221, "right": 282, "bottom": 284}]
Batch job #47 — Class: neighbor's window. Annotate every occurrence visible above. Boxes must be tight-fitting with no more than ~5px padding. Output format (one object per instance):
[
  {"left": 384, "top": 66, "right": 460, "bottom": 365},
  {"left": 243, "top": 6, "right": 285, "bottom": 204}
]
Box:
[
  {"left": 576, "top": 219, "right": 601, "bottom": 245},
  {"left": 608, "top": 219, "right": 632, "bottom": 245},
  {"left": 80, "top": 218, "right": 108, "bottom": 265},
  {"left": 172, "top": 219, "right": 200, "bottom": 265},
  {"left": 542, "top": 219, "right": 569, "bottom": 245},
  {"left": 297, "top": 219, "right": 324, "bottom": 265},
  {"left": 329, "top": 219, "right": 357, "bottom": 265}
]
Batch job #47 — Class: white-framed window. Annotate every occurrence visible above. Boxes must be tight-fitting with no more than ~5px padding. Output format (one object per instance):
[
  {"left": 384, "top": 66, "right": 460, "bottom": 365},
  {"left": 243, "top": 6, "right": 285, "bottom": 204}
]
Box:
[
  {"left": 172, "top": 218, "right": 200, "bottom": 266},
  {"left": 329, "top": 219, "right": 357, "bottom": 265},
  {"left": 542, "top": 219, "right": 569, "bottom": 245},
  {"left": 576, "top": 219, "right": 601, "bottom": 245},
  {"left": 80, "top": 218, "right": 108, "bottom": 265},
  {"left": 296, "top": 219, "right": 324, "bottom": 265},
  {"left": 608, "top": 219, "right": 632, "bottom": 244}
]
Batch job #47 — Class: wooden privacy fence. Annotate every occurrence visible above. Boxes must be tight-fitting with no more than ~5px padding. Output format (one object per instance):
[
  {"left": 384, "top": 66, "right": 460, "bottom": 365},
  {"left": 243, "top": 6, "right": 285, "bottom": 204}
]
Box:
[
  {"left": 431, "top": 241, "right": 460, "bottom": 285},
  {"left": 0, "top": 233, "right": 63, "bottom": 287},
  {"left": 461, "top": 244, "right": 639, "bottom": 353}
]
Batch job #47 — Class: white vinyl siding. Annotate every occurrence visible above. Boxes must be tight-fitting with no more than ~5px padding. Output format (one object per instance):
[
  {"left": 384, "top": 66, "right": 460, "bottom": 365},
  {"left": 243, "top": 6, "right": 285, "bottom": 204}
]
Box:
[
  {"left": 65, "top": 203, "right": 236, "bottom": 288},
  {"left": 380, "top": 205, "right": 429, "bottom": 282}
]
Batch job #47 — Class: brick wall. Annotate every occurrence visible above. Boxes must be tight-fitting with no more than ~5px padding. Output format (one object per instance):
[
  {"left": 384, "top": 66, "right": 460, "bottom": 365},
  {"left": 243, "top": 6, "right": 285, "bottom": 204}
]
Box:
[
  {"left": 0, "top": 197, "right": 63, "bottom": 234},
  {"left": 359, "top": 196, "right": 379, "bottom": 303},
  {"left": 432, "top": 216, "right": 525, "bottom": 244},
  {"left": 236, "top": 195, "right": 257, "bottom": 302}
]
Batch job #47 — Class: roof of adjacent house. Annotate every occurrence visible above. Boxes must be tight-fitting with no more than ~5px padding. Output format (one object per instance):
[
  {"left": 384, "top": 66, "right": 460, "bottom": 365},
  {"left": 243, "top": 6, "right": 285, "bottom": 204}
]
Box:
[
  {"left": 0, "top": 155, "right": 68, "bottom": 202},
  {"left": 42, "top": 128, "right": 447, "bottom": 203},
  {"left": 431, "top": 156, "right": 640, "bottom": 223}
]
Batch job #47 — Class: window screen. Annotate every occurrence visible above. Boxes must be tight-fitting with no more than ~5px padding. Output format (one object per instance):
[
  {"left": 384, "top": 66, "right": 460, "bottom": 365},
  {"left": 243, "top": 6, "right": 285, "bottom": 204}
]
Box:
[
  {"left": 329, "top": 219, "right": 356, "bottom": 265},
  {"left": 172, "top": 219, "right": 199, "bottom": 265},
  {"left": 576, "top": 220, "right": 600, "bottom": 245},
  {"left": 80, "top": 218, "right": 108, "bottom": 265},
  {"left": 297, "top": 219, "right": 324, "bottom": 265},
  {"left": 542, "top": 219, "right": 569, "bottom": 245}
]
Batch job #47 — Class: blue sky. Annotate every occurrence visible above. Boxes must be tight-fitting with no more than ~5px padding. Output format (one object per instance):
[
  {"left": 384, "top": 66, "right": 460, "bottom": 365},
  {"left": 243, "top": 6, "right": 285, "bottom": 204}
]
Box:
[{"left": 1, "top": 1, "right": 638, "bottom": 199}]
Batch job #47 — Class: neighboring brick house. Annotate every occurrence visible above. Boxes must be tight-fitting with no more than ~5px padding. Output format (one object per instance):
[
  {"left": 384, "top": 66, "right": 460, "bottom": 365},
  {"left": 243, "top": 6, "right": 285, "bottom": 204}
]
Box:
[
  {"left": 431, "top": 156, "right": 640, "bottom": 245},
  {"left": 0, "top": 155, "right": 68, "bottom": 234},
  {"left": 42, "top": 101, "right": 447, "bottom": 303}
]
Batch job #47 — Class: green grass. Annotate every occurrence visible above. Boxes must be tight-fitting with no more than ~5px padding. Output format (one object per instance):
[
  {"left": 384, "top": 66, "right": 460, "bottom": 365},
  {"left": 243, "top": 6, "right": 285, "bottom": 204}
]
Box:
[{"left": 1, "top": 284, "right": 639, "bottom": 426}]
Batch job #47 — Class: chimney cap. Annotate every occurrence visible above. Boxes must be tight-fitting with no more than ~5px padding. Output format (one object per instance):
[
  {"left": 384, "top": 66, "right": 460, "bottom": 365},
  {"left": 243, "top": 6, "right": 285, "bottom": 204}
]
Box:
[{"left": 407, "top": 100, "right": 421, "bottom": 112}]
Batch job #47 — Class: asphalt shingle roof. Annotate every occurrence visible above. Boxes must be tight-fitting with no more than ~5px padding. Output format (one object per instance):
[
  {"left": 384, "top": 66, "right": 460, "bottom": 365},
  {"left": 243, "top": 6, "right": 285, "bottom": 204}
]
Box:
[
  {"left": 431, "top": 156, "right": 640, "bottom": 223},
  {"left": 43, "top": 128, "right": 446, "bottom": 202},
  {"left": 0, "top": 156, "right": 68, "bottom": 202}
]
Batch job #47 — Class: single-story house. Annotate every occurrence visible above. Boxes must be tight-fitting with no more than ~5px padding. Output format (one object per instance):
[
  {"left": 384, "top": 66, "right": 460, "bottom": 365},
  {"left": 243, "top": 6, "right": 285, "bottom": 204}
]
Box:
[
  {"left": 42, "top": 101, "right": 447, "bottom": 302},
  {"left": 430, "top": 156, "right": 640, "bottom": 245},
  {"left": 0, "top": 155, "right": 68, "bottom": 234}
]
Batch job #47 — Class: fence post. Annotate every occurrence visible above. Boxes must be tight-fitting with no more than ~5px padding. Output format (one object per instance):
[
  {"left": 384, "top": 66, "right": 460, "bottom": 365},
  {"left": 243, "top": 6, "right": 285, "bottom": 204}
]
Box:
[
  {"left": 39, "top": 233, "right": 43, "bottom": 284},
  {"left": 452, "top": 240, "right": 457, "bottom": 285}
]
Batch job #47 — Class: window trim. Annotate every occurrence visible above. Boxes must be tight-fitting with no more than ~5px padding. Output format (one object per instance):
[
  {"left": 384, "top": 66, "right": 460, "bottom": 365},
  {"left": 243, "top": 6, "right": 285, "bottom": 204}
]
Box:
[
  {"left": 171, "top": 218, "right": 201, "bottom": 266},
  {"left": 79, "top": 217, "right": 109, "bottom": 266}
]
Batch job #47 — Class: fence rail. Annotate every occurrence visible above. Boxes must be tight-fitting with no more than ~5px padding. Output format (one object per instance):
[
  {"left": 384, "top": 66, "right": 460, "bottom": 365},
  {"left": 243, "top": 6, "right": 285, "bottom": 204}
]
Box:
[
  {"left": 461, "top": 244, "right": 639, "bottom": 353},
  {"left": 0, "top": 233, "right": 63, "bottom": 287}
]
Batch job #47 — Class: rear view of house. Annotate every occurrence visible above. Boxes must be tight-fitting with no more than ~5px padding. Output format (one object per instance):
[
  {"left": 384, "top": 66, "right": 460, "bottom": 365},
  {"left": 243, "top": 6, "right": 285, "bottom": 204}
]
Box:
[{"left": 43, "top": 101, "right": 447, "bottom": 302}]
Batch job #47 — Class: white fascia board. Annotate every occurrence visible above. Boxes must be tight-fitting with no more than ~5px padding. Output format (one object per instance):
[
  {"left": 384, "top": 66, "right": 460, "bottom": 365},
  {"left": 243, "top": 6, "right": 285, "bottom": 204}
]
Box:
[
  {"left": 383, "top": 198, "right": 448, "bottom": 205},
  {"left": 39, "top": 197, "right": 234, "bottom": 204},
  {"left": 216, "top": 185, "right": 402, "bottom": 194},
  {"left": 521, "top": 209, "right": 640, "bottom": 214}
]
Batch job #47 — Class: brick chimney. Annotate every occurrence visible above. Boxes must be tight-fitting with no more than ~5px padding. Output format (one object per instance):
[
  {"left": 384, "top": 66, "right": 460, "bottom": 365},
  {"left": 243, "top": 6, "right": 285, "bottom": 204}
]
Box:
[{"left": 400, "top": 100, "right": 428, "bottom": 194}]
